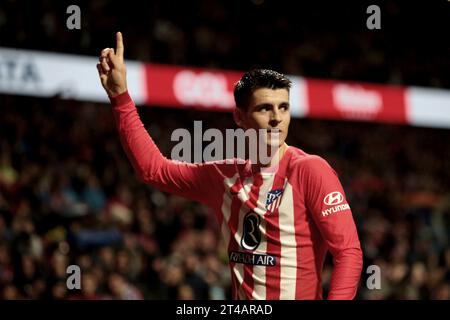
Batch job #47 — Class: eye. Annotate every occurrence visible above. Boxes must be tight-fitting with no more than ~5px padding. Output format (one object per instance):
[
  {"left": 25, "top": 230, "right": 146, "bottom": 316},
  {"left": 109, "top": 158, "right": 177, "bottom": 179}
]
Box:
[
  {"left": 258, "top": 105, "right": 270, "bottom": 112},
  {"left": 279, "top": 104, "right": 289, "bottom": 111}
]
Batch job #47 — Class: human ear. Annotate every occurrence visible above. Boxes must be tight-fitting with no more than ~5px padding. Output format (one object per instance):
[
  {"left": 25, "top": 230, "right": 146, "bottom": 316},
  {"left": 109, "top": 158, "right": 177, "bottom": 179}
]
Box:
[{"left": 233, "top": 108, "right": 244, "bottom": 128}]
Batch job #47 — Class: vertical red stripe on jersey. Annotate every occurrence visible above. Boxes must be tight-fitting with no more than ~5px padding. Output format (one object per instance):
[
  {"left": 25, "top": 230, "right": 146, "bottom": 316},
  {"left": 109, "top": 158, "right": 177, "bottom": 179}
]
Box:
[{"left": 293, "top": 197, "right": 304, "bottom": 299}]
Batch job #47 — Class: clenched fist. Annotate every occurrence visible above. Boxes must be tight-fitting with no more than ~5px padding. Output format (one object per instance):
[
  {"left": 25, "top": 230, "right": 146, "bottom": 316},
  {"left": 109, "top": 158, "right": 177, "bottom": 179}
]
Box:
[{"left": 97, "top": 32, "right": 128, "bottom": 97}]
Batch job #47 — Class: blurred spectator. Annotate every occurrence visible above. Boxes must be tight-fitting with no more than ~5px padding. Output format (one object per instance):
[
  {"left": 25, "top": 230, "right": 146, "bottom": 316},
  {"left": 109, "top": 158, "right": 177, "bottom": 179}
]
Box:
[
  {"left": 69, "top": 272, "right": 102, "bottom": 300},
  {"left": 0, "top": 0, "right": 449, "bottom": 299},
  {"left": 0, "top": 92, "right": 449, "bottom": 299},
  {"left": 107, "top": 273, "right": 143, "bottom": 300}
]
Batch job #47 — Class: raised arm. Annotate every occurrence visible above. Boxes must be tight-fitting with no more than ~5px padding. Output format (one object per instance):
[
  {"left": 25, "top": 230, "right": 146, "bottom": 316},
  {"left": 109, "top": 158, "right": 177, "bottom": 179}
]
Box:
[{"left": 96, "top": 33, "right": 220, "bottom": 206}]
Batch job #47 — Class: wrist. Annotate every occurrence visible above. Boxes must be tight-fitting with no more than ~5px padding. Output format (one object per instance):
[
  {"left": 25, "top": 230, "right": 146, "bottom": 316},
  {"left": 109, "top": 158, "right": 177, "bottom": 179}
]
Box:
[
  {"left": 108, "top": 87, "right": 128, "bottom": 98},
  {"left": 109, "top": 90, "right": 131, "bottom": 106}
]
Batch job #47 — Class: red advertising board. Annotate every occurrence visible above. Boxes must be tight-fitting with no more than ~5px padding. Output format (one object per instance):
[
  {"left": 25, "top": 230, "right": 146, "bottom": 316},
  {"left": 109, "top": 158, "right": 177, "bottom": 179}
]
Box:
[
  {"left": 306, "top": 79, "right": 407, "bottom": 124},
  {"left": 144, "top": 64, "right": 242, "bottom": 111}
]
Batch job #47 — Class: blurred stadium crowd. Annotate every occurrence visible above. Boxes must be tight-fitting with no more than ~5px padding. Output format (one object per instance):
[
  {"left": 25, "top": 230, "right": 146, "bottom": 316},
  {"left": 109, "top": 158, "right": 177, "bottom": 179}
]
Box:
[
  {"left": 1, "top": 0, "right": 450, "bottom": 300},
  {"left": 1, "top": 94, "right": 449, "bottom": 300},
  {"left": 0, "top": 95, "right": 232, "bottom": 300}
]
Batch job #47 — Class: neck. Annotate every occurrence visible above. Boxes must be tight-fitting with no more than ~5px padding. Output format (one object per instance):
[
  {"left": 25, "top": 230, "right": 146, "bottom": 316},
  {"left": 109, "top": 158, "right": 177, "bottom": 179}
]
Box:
[{"left": 252, "top": 143, "right": 289, "bottom": 171}]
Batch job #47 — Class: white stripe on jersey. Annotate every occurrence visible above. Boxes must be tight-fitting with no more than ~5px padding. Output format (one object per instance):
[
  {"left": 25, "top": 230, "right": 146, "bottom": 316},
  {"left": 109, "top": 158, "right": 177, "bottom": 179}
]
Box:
[{"left": 278, "top": 181, "right": 298, "bottom": 299}]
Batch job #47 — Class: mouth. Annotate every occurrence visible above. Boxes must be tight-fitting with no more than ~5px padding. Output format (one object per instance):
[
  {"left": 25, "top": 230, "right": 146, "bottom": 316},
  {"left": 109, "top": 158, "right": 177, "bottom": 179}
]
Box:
[{"left": 263, "top": 129, "right": 282, "bottom": 146}]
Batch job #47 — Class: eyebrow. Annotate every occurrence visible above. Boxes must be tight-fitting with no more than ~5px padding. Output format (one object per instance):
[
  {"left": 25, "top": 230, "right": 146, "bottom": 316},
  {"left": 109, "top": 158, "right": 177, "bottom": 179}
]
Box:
[
  {"left": 255, "top": 103, "right": 272, "bottom": 109},
  {"left": 253, "top": 102, "right": 290, "bottom": 109}
]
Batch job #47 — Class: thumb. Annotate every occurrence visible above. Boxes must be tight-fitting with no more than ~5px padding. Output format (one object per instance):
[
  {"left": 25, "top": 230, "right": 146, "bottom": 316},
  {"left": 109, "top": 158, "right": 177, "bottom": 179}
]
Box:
[{"left": 108, "top": 49, "right": 123, "bottom": 69}]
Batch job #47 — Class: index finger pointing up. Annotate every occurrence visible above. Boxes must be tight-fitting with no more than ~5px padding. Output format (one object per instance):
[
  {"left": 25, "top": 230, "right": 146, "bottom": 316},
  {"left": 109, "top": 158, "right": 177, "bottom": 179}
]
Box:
[{"left": 116, "top": 31, "right": 124, "bottom": 59}]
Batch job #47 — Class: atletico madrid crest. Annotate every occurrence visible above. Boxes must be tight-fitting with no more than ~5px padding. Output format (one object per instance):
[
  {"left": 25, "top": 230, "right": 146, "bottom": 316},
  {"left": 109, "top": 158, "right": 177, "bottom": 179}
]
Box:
[{"left": 265, "top": 189, "right": 284, "bottom": 212}]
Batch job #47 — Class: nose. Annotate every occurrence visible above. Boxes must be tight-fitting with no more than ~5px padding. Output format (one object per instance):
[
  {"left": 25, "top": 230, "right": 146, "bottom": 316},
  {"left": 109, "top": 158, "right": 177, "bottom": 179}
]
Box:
[{"left": 269, "top": 107, "right": 282, "bottom": 126}]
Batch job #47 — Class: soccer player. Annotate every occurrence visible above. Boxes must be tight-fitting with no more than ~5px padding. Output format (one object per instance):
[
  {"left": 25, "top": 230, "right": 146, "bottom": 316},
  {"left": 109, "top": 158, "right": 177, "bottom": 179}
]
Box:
[{"left": 97, "top": 32, "right": 363, "bottom": 300}]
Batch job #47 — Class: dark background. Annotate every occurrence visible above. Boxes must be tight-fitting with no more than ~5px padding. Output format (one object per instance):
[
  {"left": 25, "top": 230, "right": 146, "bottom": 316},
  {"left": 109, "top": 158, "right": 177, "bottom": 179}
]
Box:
[{"left": 0, "top": 0, "right": 449, "bottom": 300}]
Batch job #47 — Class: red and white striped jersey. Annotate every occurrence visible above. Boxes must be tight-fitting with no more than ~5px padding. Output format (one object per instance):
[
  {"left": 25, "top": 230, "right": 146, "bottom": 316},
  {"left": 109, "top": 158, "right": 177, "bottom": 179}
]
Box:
[{"left": 111, "top": 92, "right": 363, "bottom": 300}]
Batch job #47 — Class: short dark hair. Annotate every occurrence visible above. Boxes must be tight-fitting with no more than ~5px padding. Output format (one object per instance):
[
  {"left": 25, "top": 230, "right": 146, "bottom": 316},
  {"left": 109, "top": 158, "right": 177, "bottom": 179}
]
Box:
[{"left": 233, "top": 69, "right": 292, "bottom": 110}]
